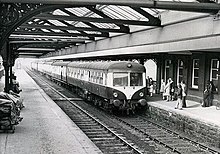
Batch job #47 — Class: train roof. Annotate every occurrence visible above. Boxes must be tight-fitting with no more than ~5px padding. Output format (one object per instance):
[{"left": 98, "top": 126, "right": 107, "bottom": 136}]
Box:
[
  {"left": 52, "top": 61, "right": 70, "bottom": 66},
  {"left": 67, "top": 61, "right": 145, "bottom": 72}
]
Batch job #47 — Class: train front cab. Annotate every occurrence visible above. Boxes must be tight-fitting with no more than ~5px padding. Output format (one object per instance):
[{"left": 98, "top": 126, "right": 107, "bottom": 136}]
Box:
[{"left": 108, "top": 68, "right": 147, "bottom": 112}]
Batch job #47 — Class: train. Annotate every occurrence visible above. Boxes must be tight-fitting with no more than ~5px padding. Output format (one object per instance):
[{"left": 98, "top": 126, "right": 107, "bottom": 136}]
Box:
[{"left": 31, "top": 60, "right": 148, "bottom": 114}]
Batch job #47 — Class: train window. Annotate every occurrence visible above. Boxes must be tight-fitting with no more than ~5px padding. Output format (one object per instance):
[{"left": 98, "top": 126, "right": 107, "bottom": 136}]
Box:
[
  {"left": 105, "top": 73, "right": 107, "bottom": 85},
  {"left": 92, "top": 72, "right": 96, "bottom": 82},
  {"left": 130, "top": 73, "right": 143, "bottom": 86},
  {"left": 95, "top": 72, "right": 98, "bottom": 83},
  {"left": 77, "top": 70, "right": 80, "bottom": 78},
  {"left": 88, "top": 71, "right": 91, "bottom": 81},
  {"left": 100, "top": 72, "right": 103, "bottom": 84},
  {"left": 113, "top": 73, "right": 128, "bottom": 86},
  {"left": 74, "top": 70, "right": 77, "bottom": 78}
]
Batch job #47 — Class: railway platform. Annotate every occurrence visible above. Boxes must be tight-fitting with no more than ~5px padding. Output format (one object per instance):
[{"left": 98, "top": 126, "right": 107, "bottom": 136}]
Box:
[
  {"left": 147, "top": 95, "right": 220, "bottom": 149},
  {"left": 148, "top": 96, "right": 220, "bottom": 126},
  {"left": 0, "top": 69, "right": 102, "bottom": 154}
]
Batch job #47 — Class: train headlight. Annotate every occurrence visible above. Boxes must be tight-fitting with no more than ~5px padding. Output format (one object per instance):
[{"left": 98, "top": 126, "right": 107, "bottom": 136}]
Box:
[
  {"left": 139, "top": 92, "right": 144, "bottom": 97},
  {"left": 127, "top": 63, "right": 132, "bottom": 68},
  {"left": 113, "top": 92, "right": 118, "bottom": 98}
]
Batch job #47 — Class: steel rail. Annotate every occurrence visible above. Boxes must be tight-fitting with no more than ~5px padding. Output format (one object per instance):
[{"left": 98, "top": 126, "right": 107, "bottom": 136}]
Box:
[
  {"left": 27, "top": 69, "right": 143, "bottom": 154},
  {"left": 139, "top": 115, "right": 220, "bottom": 154},
  {"left": 113, "top": 115, "right": 182, "bottom": 154},
  {"left": 114, "top": 114, "right": 220, "bottom": 154}
]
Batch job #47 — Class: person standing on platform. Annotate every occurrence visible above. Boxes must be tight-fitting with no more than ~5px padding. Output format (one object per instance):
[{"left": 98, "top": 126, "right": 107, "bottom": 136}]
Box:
[
  {"left": 202, "top": 83, "right": 210, "bottom": 107},
  {"left": 175, "top": 84, "right": 183, "bottom": 110},
  {"left": 160, "top": 79, "right": 166, "bottom": 100},
  {"left": 181, "top": 80, "right": 187, "bottom": 108},
  {"left": 207, "top": 80, "right": 216, "bottom": 106},
  {"left": 164, "top": 78, "right": 173, "bottom": 101}
]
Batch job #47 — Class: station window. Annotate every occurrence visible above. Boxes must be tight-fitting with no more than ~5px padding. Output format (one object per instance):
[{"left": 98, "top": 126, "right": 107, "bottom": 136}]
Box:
[
  {"left": 192, "top": 59, "right": 199, "bottom": 89},
  {"left": 165, "top": 60, "right": 171, "bottom": 82},
  {"left": 210, "top": 59, "right": 219, "bottom": 81},
  {"left": 177, "top": 60, "right": 184, "bottom": 84}
]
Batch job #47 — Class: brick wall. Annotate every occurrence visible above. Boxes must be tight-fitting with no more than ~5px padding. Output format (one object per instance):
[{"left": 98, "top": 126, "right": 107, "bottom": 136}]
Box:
[{"left": 146, "top": 105, "right": 220, "bottom": 149}]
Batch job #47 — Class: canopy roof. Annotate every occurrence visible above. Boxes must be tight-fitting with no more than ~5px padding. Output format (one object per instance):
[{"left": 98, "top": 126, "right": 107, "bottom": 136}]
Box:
[{"left": 4, "top": 0, "right": 219, "bottom": 58}]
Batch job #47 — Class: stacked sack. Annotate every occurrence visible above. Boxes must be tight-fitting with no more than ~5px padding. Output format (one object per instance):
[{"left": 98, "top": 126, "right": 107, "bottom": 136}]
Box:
[{"left": 0, "top": 92, "right": 23, "bottom": 131}]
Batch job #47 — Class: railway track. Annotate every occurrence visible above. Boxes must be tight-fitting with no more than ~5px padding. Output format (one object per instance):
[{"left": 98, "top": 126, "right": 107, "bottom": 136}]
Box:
[
  {"left": 114, "top": 116, "right": 219, "bottom": 154},
  {"left": 27, "top": 69, "right": 220, "bottom": 154},
  {"left": 27, "top": 69, "right": 143, "bottom": 154}
]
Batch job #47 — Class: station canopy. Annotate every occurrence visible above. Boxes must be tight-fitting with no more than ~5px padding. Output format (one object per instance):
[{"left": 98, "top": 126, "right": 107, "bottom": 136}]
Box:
[{"left": 6, "top": 0, "right": 218, "bottom": 58}]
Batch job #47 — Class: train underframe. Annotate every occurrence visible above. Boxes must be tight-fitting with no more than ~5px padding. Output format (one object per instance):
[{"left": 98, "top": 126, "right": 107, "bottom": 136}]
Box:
[{"left": 72, "top": 86, "right": 147, "bottom": 115}]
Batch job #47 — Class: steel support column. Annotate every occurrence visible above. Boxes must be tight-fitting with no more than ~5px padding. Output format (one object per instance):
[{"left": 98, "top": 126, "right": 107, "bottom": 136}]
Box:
[{"left": 2, "top": 42, "right": 10, "bottom": 93}]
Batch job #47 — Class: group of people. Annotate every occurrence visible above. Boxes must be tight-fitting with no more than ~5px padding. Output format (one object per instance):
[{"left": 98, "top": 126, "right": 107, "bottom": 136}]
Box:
[
  {"left": 160, "top": 78, "right": 217, "bottom": 109},
  {"left": 160, "top": 78, "right": 187, "bottom": 110}
]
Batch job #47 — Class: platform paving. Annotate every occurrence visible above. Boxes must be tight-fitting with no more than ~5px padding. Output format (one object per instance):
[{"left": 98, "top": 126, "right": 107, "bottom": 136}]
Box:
[
  {"left": 0, "top": 69, "right": 102, "bottom": 154},
  {"left": 148, "top": 96, "right": 220, "bottom": 127}
]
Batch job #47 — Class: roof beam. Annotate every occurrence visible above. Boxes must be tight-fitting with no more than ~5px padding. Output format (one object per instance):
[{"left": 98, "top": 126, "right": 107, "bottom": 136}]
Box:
[
  {"left": 0, "top": 0, "right": 219, "bottom": 13},
  {"left": 9, "top": 34, "right": 92, "bottom": 40},
  {"left": 21, "top": 42, "right": 76, "bottom": 48},
  {"left": 9, "top": 40, "right": 84, "bottom": 44},
  {"left": 21, "top": 22, "right": 129, "bottom": 33},
  {"left": 18, "top": 52, "right": 45, "bottom": 56},
  {"left": 12, "top": 30, "right": 109, "bottom": 37},
  {"left": 35, "top": 14, "right": 160, "bottom": 26},
  {"left": 17, "top": 50, "right": 51, "bottom": 53},
  {"left": 18, "top": 47, "right": 55, "bottom": 51}
]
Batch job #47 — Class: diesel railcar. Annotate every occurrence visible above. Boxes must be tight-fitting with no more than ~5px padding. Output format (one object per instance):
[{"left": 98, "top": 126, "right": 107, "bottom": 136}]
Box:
[{"left": 32, "top": 60, "right": 147, "bottom": 114}]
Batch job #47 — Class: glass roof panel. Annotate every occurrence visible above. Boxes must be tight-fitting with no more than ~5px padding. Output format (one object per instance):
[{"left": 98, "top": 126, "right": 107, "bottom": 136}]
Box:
[
  {"left": 51, "top": 29, "right": 63, "bottom": 33},
  {"left": 84, "top": 31, "right": 102, "bottom": 34},
  {"left": 65, "top": 7, "right": 103, "bottom": 18},
  {"left": 100, "top": 5, "right": 149, "bottom": 21},
  {"left": 66, "top": 30, "right": 81, "bottom": 33},
  {"left": 91, "top": 22, "right": 119, "bottom": 29},
  {"left": 65, "top": 21, "right": 91, "bottom": 28},
  {"left": 44, "top": 23, "right": 51, "bottom": 26},
  {"left": 41, "top": 29, "right": 50, "bottom": 33},
  {"left": 65, "top": 7, "right": 90, "bottom": 17},
  {"left": 53, "top": 9, "right": 70, "bottom": 16},
  {"left": 89, "top": 13, "right": 103, "bottom": 18},
  {"left": 141, "top": 8, "right": 160, "bottom": 15},
  {"left": 33, "top": 19, "right": 40, "bottom": 22},
  {"left": 48, "top": 20, "right": 67, "bottom": 27}
]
